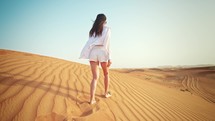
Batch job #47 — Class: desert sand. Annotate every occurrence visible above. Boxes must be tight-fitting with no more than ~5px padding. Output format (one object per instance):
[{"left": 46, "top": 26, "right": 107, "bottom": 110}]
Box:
[{"left": 0, "top": 49, "right": 215, "bottom": 121}]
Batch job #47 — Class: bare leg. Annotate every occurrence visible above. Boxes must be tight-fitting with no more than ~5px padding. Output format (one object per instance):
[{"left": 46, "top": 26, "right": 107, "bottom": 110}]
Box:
[
  {"left": 100, "top": 62, "right": 110, "bottom": 97},
  {"left": 89, "top": 61, "right": 99, "bottom": 104}
]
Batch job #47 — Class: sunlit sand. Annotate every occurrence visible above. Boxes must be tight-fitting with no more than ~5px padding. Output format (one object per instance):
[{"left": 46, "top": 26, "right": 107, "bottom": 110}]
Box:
[{"left": 0, "top": 49, "right": 215, "bottom": 121}]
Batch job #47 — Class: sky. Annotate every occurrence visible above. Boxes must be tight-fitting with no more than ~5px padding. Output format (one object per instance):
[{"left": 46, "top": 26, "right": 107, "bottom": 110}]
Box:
[{"left": 0, "top": 0, "right": 215, "bottom": 68}]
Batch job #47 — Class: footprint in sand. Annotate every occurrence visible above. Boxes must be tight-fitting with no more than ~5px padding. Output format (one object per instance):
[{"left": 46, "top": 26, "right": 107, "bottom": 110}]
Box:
[{"left": 76, "top": 95, "right": 101, "bottom": 117}]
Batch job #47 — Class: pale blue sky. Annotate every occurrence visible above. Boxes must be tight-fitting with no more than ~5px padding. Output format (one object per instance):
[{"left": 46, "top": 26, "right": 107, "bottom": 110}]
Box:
[{"left": 0, "top": 0, "right": 215, "bottom": 68}]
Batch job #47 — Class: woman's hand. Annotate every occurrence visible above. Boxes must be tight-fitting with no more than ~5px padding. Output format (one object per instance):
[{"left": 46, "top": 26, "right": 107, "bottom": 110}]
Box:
[{"left": 107, "top": 60, "right": 112, "bottom": 67}]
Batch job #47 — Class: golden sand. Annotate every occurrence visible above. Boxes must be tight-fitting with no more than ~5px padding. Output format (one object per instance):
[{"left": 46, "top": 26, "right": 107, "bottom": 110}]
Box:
[{"left": 0, "top": 49, "right": 215, "bottom": 121}]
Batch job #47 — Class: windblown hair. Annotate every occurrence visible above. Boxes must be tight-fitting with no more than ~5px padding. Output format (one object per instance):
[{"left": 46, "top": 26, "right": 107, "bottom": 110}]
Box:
[{"left": 89, "top": 14, "right": 106, "bottom": 37}]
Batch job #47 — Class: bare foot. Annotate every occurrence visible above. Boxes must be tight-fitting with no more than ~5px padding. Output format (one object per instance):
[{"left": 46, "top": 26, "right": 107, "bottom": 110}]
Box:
[
  {"left": 90, "top": 100, "right": 96, "bottom": 105},
  {"left": 105, "top": 92, "right": 111, "bottom": 98}
]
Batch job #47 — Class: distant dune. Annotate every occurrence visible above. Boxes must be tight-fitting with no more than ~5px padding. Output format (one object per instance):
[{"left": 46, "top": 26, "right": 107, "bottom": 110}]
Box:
[{"left": 0, "top": 49, "right": 215, "bottom": 121}]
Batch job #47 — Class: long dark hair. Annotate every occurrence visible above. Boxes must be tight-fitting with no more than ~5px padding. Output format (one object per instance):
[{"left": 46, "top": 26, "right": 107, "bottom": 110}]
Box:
[{"left": 89, "top": 14, "right": 106, "bottom": 37}]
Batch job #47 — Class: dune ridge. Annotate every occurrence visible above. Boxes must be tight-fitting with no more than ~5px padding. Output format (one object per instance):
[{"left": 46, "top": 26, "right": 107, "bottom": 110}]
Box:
[{"left": 0, "top": 49, "right": 215, "bottom": 121}]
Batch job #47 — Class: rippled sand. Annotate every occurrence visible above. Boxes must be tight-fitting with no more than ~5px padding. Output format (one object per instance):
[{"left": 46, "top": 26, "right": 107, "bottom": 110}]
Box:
[{"left": 0, "top": 49, "right": 215, "bottom": 121}]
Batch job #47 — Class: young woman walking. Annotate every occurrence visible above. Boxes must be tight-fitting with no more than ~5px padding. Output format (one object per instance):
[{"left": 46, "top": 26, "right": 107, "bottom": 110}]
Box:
[{"left": 80, "top": 14, "right": 112, "bottom": 104}]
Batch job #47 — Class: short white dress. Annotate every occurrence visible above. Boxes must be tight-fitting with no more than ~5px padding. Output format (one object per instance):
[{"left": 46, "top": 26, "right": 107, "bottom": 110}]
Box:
[{"left": 79, "top": 25, "right": 111, "bottom": 62}]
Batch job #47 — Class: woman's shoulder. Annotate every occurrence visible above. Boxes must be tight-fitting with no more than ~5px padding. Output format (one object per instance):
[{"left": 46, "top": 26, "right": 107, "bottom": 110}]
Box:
[
  {"left": 104, "top": 24, "right": 111, "bottom": 28},
  {"left": 103, "top": 25, "right": 111, "bottom": 32}
]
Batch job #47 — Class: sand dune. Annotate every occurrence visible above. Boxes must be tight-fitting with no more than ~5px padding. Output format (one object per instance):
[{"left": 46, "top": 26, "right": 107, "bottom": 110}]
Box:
[
  {"left": 114, "top": 67, "right": 215, "bottom": 103},
  {"left": 0, "top": 49, "right": 215, "bottom": 121}
]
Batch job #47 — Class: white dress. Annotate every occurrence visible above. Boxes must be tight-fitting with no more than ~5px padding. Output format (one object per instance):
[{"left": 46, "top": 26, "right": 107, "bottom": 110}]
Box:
[{"left": 79, "top": 25, "right": 111, "bottom": 62}]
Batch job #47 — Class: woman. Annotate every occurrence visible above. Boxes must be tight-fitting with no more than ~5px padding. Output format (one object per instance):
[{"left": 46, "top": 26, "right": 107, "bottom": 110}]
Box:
[{"left": 80, "top": 14, "right": 112, "bottom": 104}]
